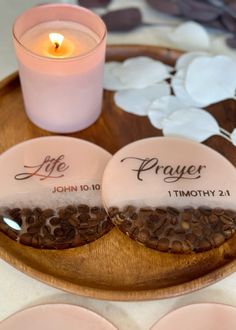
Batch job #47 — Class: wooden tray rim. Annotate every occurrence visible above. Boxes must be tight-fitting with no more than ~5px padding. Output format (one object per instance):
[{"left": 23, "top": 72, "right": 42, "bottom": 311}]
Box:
[{"left": 1, "top": 235, "right": 236, "bottom": 301}]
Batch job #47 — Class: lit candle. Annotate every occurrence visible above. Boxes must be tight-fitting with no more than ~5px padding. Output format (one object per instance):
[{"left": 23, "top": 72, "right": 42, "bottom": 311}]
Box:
[
  {"left": 20, "top": 21, "right": 99, "bottom": 58},
  {"left": 12, "top": 4, "right": 107, "bottom": 133}
]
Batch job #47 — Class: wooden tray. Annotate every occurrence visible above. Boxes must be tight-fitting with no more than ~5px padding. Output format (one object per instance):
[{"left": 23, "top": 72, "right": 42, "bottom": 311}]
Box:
[{"left": 0, "top": 45, "right": 236, "bottom": 301}]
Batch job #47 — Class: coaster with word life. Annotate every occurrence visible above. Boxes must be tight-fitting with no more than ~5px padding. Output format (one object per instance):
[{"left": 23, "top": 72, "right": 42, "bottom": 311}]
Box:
[{"left": 0, "top": 136, "right": 113, "bottom": 249}]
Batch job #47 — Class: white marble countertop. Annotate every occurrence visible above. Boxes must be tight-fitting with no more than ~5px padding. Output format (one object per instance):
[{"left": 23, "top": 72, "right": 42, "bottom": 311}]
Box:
[{"left": 1, "top": 1, "right": 236, "bottom": 329}]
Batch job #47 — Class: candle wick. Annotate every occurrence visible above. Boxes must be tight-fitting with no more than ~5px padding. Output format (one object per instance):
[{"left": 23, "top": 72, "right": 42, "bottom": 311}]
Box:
[{"left": 55, "top": 42, "right": 60, "bottom": 50}]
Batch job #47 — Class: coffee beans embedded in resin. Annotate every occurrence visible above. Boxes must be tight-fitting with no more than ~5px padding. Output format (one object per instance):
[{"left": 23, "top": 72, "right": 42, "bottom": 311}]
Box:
[
  {"left": 0, "top": 205, "right": 113, "bottom": 249},
  {"left": 108, "top": 206, "right": 236, "bottom": 253}
]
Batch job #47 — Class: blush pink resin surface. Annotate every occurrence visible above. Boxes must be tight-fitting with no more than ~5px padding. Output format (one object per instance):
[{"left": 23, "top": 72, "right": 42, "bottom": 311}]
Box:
[
  {"left": 151, "top": 304, "right": 236, "bottom": 330},
  {"left": 0, "top": 136, "right": 111, "bottom": 209},
  {"left": 12, "top": 4, "right": 106, "bottom": 133},
  {"left": 102, "top": 137, "right": 236, "bottom": 210},
  {"left": 0, "top": 304, "right": 117, "bottom": 330}
]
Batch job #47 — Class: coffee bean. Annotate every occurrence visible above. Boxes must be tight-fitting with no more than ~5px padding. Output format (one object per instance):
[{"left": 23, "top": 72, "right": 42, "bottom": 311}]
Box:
[
  {"left": 191, "top": 224, "right": 203, "bottom": 237},
  {"left": 199, "top": 207, "right": 212, "bottom": 216},
  {"left": 78, "top": 204, "right": 89, "bottom": 213},
  {"left": 203, "top": 226, "right": 212, "bottom": 237},
  {"left": 108, "top": 207, "right": 119, "bottom": 217},
  {"left": 50, "top": 217, "right": 61, "bottom": 226},
  {"left": 146, "top": 238, "right": 158, "bottom": 249},
  {"left": 186, "top": 233, "right": 197, "bottom": 243},
  {"left": 95, "top": 211, "right": 106, "bottom": 222},
  {"left": 149, "top": 214, "right": 160, "bottom": 222},
  {"left": 122, "top": 219, "right": 133, "bottom": 229},
  {"left": 131, "top": 227, "right": 139, "bottom": 237},
  {"left": 102, "top": 219, "right": 112, "bottom": 232},
  {"left": 54, "top": 228, "right": 65, "bottom": 237},
  {"left": 68, "top": 216, "right": 80, "bottom": 227},
  {"left": 90, "top": 206, "right": 100, "bottom": 214},
  {"left": 38, "top": 214, "right": 47, "bottom": 225},
  {"left": 131, "top": 213, "right": 138, "bottom": 220},
  {"left": 66, "top": 205, "right": 77, "bottom": 214},
  {"left": 26, "top": 216, "right": 35, "bottom": 225},
  {"left": 65, "top": 227, "right": 76, "bottom": 240},
  {"left": 137, "top": 229, "right": 149, "bottom": 243},
  {"left": 78, "top": 213, "right": 90, "bottom": 222},
  {"left": 123, "top": 205, "right": 136, "bottom": 217},
  {"left": 33, "top": 207, "right": 42, "bottom": 216},
  {"left": 42, "top": 225, "right": 52, "bottom": 237},
  {"left": 155, "top": 208, "right": 167, "bottom": 215},
  {"left": 21, "top": 208, "right": 32, "bottom": 217},
  {"left": 157, "top": 238, "right": 169, "bottom": 252},
  {"left": 167, "top": 207, "right": 179, "bottom": 215},
  {"left": 32, "top": 234, "right": 43, "bottom": 247},
  {"left": 164, "top": 228, "right": 176, "bottom": 237},
  {"left": 9, "top": 208, "right": 21, "bottom": 217},
  {"left": 201, "top": 215, "right": 210, "bottom": 225},
  {"left": 79, "top": 222, "right": 91, "bottom": 229},
  {"left": 213, "top": 233, "right": 225, "bottom": 246},
  {"left": 182, "top": 240, "right": 192, "bottom": 253},
  {"left": 42, "top": 208, "right": 55, "bottom": 218},
  {"left": 196, "top": 239, "right": 212, "bottom": 252},
  {"left": 220, "top": 214, "right": 234, "bottom": 225},
  {"left": 213, "top": 208, "right": 225, "bottom": 216},
  {"left": 59, "top": 208, "right": 73, "bottom": 220},
  {"left": 6, "top": 229, "right": 18, "bottom": 240},
  {"left": 225, "top": 210, "right": 236, "bottom": 218},
  {"left": 20, "top": 233, "right": 33, "bottom": 245},
  {"left": 193, "top": 208, "right": 201, "bottom": 217},
  {"left": 27, "top": 225, "right": 41, "bottom": 234},
  {"left": 182, "top": 211, "right": 192, "bottom": 222},
  {"left": 172, "top": 240, "right": 183, "bottom": 253},
  {"left": 113, "top": 212, "right": 126, "bottom": 225},
  {"left": 152, "top": 216, "right": 167, "bottom": 231},
  {"left": 209, "top": 214, "right": 218, "bottom": 224}
]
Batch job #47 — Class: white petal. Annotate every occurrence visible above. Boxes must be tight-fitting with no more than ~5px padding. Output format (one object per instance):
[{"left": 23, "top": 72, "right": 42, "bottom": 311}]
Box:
[
  {"left": 168, "top": 21, "right": 210, "bottom": 51},
  {"left": 113, "top": 56, "right": 170, "bottom": 88},
  {"left": 171, "top": 69, "right": 204, "bottom": 107},
  {"left": 3, "top": 217, "right": 21, "bottom": 231},
  {"left": 162, "top": 108, "right": 220, "bottom": 142},
  {"left": 114, "top": 82, "right": 171, "bottom": 116},
  {"left": 176, "top": 51, "right": 211, "bottom": 71},
  {"left": 148, "top": 95, "right": 186, "bottom": 129},
  {"left": 231, "top": 128, "right": 236, "bottom": 146},
  {"left": 186, "top": 55, "right": 236, "bottom": 106},
  {"left": 103, "top": 62, "right": 126, "bottom": 91}
]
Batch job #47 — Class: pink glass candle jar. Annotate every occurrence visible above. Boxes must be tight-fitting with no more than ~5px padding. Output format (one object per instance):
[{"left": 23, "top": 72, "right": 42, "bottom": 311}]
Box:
[{"left": 12, "top": 4, "right": 107, "bottom": 133}]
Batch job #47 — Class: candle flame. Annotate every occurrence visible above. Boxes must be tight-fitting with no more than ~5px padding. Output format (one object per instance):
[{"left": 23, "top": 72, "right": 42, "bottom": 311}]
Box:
[{"left": 49, "top": 33, "right": 64, "bottom": 50}]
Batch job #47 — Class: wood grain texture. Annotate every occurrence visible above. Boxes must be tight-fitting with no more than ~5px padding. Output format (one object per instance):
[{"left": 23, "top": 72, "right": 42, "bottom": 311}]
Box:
[{"left": 0, "top": 45, "right": 236, "bottom": 301}]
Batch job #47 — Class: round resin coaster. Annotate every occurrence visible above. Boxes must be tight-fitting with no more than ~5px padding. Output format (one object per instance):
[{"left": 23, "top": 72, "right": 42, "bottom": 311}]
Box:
[
  {"left": 0, "top": 304, "right": 117, "bottom": 330},
  {"left": 102, "top": 137, "right": 236, "bottom": 253},
  {"left": 151, "top": 304, "right": 236, "bottom": 330},
  {"left": 0, "top": 136, "right": 113, "bottom": 249}
]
